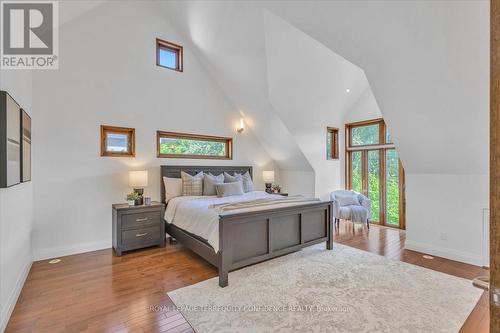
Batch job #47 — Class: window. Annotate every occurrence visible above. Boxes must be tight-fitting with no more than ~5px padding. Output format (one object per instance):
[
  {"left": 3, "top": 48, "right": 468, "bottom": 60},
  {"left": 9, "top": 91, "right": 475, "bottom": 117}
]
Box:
[
  {"left": 327, "top": 127, "right": 339, "bottom": 160},
  {"left": 349, "top": 122, "right": 380, "bottom": 146},
  {"left": 345, "top": 119, "right": 405, "bottom": 229},
  {"left": 157, "top": 131, "right": 232, "bottom": 159},
  {"left": 100, "top": 125, "right": 135, "bottom": 157},
  {"left": 156, "top": 38, "right": 183, "bottom": 72}
]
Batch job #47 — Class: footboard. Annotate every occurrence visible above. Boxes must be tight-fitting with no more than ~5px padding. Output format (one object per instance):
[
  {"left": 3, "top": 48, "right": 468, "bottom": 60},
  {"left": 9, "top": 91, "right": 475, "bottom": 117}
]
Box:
[{"left": 218, "top": 201, "right": 333, "bottom": 287}]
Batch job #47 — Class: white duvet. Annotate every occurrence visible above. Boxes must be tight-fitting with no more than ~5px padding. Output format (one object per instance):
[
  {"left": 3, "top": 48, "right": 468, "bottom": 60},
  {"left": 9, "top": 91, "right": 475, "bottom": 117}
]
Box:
[{"left": 165, "top": 191, "right": 311, "bottom": 253}]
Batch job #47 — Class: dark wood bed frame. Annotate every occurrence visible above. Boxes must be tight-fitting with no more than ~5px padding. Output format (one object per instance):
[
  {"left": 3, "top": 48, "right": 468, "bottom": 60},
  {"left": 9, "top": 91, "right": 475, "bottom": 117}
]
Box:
[{"left": 161, "top": 165, "right": 333, "bottom": 287}]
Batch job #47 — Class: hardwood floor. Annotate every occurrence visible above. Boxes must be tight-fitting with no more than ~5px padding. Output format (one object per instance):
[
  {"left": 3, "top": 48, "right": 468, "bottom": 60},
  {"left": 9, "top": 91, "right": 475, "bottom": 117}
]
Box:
[{"left": 6, "top": 221, "right": 488, "bottom": 333}]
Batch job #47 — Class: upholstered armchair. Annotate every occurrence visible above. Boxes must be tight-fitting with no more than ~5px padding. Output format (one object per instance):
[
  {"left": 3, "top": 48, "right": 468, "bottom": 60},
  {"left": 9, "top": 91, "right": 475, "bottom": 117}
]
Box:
[{"left": 330, "top": 190, "right": 371, "bottom": 230}]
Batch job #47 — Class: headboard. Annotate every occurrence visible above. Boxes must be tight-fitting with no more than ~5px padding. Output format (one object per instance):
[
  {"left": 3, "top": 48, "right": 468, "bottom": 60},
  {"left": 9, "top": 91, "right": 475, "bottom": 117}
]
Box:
[{"left": 160, "top": 165, "right": 253, "bottom": 203}]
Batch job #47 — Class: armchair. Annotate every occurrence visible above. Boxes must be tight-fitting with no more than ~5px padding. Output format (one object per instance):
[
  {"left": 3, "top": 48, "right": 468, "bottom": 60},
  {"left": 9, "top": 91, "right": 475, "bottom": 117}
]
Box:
[{"left": 330, "top": 190, "right": 371, "bottom": 230}]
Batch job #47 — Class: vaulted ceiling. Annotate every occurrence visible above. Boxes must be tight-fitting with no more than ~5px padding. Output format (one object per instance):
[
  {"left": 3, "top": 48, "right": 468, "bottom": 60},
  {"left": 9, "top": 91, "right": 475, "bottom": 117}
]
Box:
[{"left": 59, "top": 0, "right": 489, "bottom": 176}]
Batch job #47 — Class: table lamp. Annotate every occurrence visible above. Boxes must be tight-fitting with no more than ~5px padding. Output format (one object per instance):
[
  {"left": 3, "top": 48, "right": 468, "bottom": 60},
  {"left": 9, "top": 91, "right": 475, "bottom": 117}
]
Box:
[
  {"left": 262, "top": 170, "right": 275, "bottom": 194},
  {"left": 129, "top": 170, "right": 148, "bottom": 205}
]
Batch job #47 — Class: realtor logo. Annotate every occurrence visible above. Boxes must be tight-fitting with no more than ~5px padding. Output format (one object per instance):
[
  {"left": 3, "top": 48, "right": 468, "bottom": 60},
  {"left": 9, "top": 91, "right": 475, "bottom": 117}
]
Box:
[{"left": 1, "top": 1, "right": 59, "bottom": 69}]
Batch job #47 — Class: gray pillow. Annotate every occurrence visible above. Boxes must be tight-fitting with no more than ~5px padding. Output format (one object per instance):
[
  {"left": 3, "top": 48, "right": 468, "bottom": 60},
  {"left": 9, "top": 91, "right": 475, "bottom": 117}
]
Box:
[
  {"left": 181, "top": 171, "right": 204, "bottom": 196},
  {"left": 203, "top": 173, "right": 224, "bottom": 196},
  {"left": 224, "top": 171, "right": 253, "bottom": 193},
  {"left": 215, "top": 182, "right": 244, "bottom": 197}
]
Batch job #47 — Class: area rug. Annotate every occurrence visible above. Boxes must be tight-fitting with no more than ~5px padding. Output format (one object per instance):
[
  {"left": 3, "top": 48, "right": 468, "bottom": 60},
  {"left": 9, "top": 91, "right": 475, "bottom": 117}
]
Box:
[{"left": 167, "top": 243, "right": 482, "bottom": 333}]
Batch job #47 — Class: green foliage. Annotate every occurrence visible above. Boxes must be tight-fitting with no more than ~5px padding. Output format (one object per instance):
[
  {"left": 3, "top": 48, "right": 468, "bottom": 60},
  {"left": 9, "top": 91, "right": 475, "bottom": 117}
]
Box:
[
  {"left": 126, "top": 192, "right": 139, "bottom": 201},
  {"left": 350, "top": 149, "right": 400, "bottom": 226},
  {"left": 160, "top": 138, "right": 225, "bottom": 156},
  {"left": 367, "top": 151, "right": 380, "bottom": 221},
  {"left": 351, "top": 152, "right": 362, "bottom": 193},
  {"left": 351, "top": 124, "right": 379, "bottom": 146},
  {"left": 386, "top": 150, "right": 400, "bottom": 225}
]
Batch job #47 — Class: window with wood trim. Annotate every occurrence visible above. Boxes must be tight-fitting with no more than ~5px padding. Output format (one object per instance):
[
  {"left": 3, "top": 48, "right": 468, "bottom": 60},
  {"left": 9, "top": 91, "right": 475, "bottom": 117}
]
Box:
[
  {"left": 157, "top": 131, "right": 232, "bottom": 159},
  {"left": 327, "top": 127, "right": 339, "bottom": 160},
  {"left": 345, "top": 118, "right": 406, "bottom": 229},
  {"left": 156, "top": 38, "right": 183, "bottom": 72},
  {"left": 101, "top": 125, "right": 135, "bottom": 157}
]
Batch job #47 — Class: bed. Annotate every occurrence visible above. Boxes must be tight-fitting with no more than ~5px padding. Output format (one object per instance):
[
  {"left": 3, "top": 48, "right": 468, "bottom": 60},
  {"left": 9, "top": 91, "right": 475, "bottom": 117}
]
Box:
[{"left": 161, "top": 165, "right": 333, "bottom": 287}]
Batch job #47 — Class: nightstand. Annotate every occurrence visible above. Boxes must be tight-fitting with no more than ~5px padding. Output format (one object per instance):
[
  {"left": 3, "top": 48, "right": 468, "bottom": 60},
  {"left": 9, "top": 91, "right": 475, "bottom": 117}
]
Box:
[{"left": 112, "top": 202, "right": 165, "bottom": 256}]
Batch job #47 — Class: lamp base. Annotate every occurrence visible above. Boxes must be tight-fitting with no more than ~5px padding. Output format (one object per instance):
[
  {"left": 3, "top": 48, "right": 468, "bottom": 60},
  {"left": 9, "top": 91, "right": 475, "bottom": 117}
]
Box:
[
  {"left": 265, "top": 183, "right": 272, "bottom": 194},
  {"left": 134, "top": 188, "right": 144, "bottom": 205}
]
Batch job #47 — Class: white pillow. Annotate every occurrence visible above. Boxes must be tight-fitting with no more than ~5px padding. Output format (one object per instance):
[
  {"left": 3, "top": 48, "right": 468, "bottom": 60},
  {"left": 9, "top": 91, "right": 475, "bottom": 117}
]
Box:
[
  {"left": 224, "top": 171, "right": 254, "bottom": 192},
  {"left": 163, "top": 177, "right": 182, "bottom": 203},
  {"left": 335, "top": 194, "right": 360, "bottom": 206},
  {"left": 215, "top": 182, "right": 244, "bottom": 197},
  {"left": 203, "top": 173, "right": 224, "bottom": 196}
]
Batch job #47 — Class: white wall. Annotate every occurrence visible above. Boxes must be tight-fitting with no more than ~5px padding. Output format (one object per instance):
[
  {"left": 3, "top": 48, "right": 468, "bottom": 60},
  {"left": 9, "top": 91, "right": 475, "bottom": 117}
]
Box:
[
  {"left": 31, "top": 1, "right": 274, "bottom": 260},
  {"left": 0, "top": 70, "right": 34, "bottom": 331},
  {"left": 264, "top": 10, "right": 369, "bottom": 199},
  {"left": 405, "top": 174, "right": 488, "bottom": 265},
  {"left": 266, "top": 1, "right": 489, "bottom": 265}
]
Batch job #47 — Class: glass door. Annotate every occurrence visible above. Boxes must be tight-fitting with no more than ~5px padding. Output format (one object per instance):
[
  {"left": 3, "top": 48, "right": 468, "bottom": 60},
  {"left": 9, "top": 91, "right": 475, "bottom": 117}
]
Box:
[
  {"left": 367, "top": 150, "right": 381, "bottom": 223},
  {"left": 346, "top": 119, "right": 405, "bottom": 229},
  {"left": 385, "top": 149, "right": 404, "bottom": 228}
]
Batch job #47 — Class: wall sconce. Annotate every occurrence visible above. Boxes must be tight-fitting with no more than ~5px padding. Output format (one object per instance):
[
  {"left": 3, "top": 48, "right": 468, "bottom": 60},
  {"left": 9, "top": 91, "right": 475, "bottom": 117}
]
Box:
[{"left": 237, "top": 118, "right": 245, "bottom": 133}]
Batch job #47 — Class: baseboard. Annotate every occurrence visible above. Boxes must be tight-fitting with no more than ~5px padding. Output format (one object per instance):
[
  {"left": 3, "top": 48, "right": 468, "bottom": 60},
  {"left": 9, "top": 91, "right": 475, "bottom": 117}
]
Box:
[
  {"left": 405, "top": 240, "right": 482, "bottom": 266},
  {"left": 34, "top": 240, "right": 111, "bottom": 261},
  {"left": 0, "top": 258, "right": 32, "bottom": 332}
]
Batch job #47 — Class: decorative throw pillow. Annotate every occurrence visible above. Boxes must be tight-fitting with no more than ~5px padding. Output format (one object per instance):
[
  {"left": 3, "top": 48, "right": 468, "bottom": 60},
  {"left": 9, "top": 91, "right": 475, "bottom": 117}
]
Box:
[
  {"left": 224, "top": 171, "right": 254, "bottom": 193},
  {"left": 163, "top": 176, "right": 183, "bottom": 203},
  {"left": 181, "top": 171, "right": 203, "bottom": 196},
  {"left": 336, "top": 194, "right": 360, "bottom": 206},
  {"left": 203, "top": 173, "right": 224, "bottom": 196},
  {"left": 215, "top": 182, "right": 244, "bottom": 197}
]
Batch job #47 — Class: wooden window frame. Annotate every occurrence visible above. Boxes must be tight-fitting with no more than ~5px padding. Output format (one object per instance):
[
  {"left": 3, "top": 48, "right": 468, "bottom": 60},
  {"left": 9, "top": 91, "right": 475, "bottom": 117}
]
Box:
[
  {"left": 327, "top": 127, "right": 339, "bottom": 160},
  {"left": 344, "top": 118, "right": 405, "bottom": 229},
  {"left": 100, "top": 125, "right": 135, "bottom": 158},
  {"left": 156, "top": 38, "right": 183, "bottom": 72},
  {"left": 157, "top": 131, "right": 233, "bottom": 160}
]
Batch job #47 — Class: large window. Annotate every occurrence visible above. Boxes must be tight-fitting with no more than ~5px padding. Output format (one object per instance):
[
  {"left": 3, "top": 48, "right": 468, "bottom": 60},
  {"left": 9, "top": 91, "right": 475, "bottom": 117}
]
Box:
[
  {"left": 100, "top": 125, "right": 135, "bottom": 157},
  {"left": 327, "top": 127, "right": 339, "bottom": 160},
  {"left": 345, "top": 119, "right": 405, "bottom": 229},
  {"left": 156, "top": 38, "right": 183, "bottom": 72},
  {"left": 157, "top": 131, "right": 232, "bottom": 159}
]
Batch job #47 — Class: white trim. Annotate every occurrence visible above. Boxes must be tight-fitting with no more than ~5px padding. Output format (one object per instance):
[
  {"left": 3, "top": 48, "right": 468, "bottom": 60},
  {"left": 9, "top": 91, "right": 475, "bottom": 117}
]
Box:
[
  {"left": 0, "top": 259, "right": 32, "bottom": 332},
  {"left": 405, "top": 240, "right": 482, "bottom": 266},
  {"left": 34, "top": 240, "right": 111, "bottom": 261}
]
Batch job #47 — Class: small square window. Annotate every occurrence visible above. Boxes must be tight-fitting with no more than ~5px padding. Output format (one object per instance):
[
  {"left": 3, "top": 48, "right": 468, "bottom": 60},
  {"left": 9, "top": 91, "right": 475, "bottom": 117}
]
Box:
[
  {"left": 327, "top": 127, "right": 339, "bottom": 160},
  {"left": 101, "top": 125, "right": 135, "bottom": 157},
  {"left": 156, "top": 38, "right": 183, "bottom": 72}
]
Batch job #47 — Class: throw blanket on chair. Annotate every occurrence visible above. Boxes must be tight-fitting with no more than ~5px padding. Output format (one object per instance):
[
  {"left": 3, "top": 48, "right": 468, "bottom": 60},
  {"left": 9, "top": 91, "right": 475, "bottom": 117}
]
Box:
[{"left": 350, "top": 205, "right": 368, "bottom": 223}]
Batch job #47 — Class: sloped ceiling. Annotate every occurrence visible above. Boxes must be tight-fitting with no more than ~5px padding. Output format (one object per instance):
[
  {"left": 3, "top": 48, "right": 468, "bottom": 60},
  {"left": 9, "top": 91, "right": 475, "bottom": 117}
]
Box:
[
  {"left": 264, "top": 0, "right": 489, "bottom": 175},
  {"left": 161, "top": 1, "right": 315, "bottom": 172},
  {"left": 161, "top": 1, "right": 372, "bottom": 175},
  {"left": 60, "top": 0, "right": 488, "bottom": 176},
  {"left": 59, "top": 0, "right": 107, "bottom": 27}
]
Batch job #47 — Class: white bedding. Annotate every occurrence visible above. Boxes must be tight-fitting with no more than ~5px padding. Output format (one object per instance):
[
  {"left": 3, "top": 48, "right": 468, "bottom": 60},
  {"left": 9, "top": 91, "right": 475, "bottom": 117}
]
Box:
[{"left": 165, "top": 191, "right": 316, "bottom": 252}]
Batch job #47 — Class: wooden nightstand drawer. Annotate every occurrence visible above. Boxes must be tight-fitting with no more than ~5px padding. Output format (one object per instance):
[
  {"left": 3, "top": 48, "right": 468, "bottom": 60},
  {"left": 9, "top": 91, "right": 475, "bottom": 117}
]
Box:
[
  {"left": 122, "top": 211, "right": 161, "bottom": 230},
  {"left": 122, "top": 225, "right": 161, "bottom": 246},
  {"left": 112, "top": 202, "right": 165, "bottom": 256}
]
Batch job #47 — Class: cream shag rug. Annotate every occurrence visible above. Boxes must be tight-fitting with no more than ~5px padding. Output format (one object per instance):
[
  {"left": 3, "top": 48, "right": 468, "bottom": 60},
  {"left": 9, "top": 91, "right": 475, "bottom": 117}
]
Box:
[{"left": 168, "top": 243, "right": 482, "bottom": 333}]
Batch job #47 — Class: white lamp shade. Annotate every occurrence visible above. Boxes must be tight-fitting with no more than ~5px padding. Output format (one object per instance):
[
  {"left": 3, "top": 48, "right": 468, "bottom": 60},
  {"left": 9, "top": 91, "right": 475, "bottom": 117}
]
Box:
[
  {"left": 129, "top": 171, "right": 148, "bottom": 187},
  {"left": 262, "top": 170, "right": 275, "bottom": 183}
]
